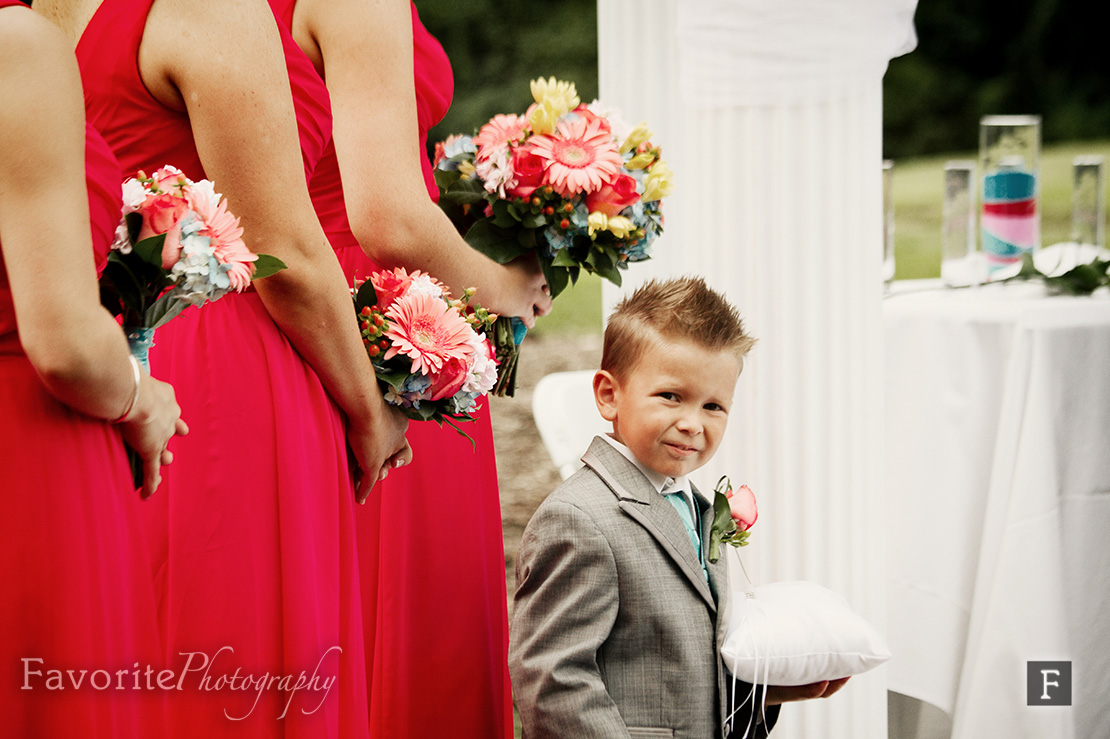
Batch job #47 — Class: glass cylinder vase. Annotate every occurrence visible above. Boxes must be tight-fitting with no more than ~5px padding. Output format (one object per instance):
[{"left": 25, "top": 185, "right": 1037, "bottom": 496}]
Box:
[
  {"left": 979, "top": 115, "right": 1040, "bottom": 276},
  {"left": 1071, "top": 155, "right": 1105, "bottom": 248},
  {"left": 942, "top": 160, "right": 982, "bottom": 286}
]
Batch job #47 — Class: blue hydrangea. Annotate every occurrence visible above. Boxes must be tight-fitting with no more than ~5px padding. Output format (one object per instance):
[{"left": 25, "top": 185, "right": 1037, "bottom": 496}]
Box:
[
  {"left": 436, "top": 135, "right": 477, "bottom": 171},
  {"left": 542, "top": 226, "right": 573, "bottom": 257},
  {"left": 168, "top": 213, "right": 234, "bottom": 307},
  {"left": 449, "top": 391, "right": 480, "bottom": 415},
  {"left": 384, "top": 372, "right": 432, "bottom": 409}
]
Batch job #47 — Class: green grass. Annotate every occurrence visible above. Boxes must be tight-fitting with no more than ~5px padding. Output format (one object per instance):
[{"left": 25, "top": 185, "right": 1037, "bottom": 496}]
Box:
[
  {"left": 525, "top": 139, "right": 1110, "bottom": 333},
  {"left": 529, "top": 272, "right": 604, "bottom": 337},
  {"left": 892, "top": 139, "right": 1110, "bottom": 279}
]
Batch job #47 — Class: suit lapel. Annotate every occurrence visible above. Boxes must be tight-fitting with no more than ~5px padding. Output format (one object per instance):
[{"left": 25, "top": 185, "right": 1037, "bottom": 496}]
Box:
[{"left": 581, "top": 439, "right": 716, "bottom": 611}]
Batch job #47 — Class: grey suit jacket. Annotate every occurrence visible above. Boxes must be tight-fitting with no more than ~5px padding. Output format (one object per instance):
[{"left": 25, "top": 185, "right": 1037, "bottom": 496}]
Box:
[{"left": 510, "top": 436, "right": 773, "bottom": 739}]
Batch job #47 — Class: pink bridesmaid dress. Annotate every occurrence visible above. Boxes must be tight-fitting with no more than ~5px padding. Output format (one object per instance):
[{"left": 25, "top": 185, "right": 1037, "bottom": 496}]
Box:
[
  {"left": 0, "top": 5, "right": 164, "bottom": 729},
  {"left": 267, "top": 1, "right": 513, "bottom": 736},
  {"left": 75, "top": 0, "right": 370, "bottom": 735}
]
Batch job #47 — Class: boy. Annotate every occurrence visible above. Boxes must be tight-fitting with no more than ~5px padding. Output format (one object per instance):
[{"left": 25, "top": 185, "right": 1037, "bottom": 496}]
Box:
[{"left": 509, "top": 277, "right": 844, "bottom": 739}]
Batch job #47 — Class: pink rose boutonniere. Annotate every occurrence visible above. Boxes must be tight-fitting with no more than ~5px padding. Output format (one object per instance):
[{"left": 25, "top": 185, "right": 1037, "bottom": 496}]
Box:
[{"left": 708, "top": 477, "right": 758, "bottom": 563}]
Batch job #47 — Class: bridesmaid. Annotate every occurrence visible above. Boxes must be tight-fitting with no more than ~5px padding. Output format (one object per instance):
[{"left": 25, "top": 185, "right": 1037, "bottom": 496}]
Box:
[
  {"left": 35, "top": 0, "right": 410, "bottom": 734},
  {"left": 269, "top": 0, "right": 551, "bottom": 735},
  {"left": 0, "top": 3, "right": 185, "bottom": 733}
]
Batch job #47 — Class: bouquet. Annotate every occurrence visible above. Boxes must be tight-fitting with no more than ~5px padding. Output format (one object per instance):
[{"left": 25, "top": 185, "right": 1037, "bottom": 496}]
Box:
[
  {"left": 353, "top": 267, "right": 499, "bottom": 438},
  {"left": 99, "top": 165, "right": 284, "bottom": 488},
  {"left": 433, "top": 77, "right": 673, "bottom": 395},
  {"left": 100, "top": 165, "right": 285, "bottom": 344}
]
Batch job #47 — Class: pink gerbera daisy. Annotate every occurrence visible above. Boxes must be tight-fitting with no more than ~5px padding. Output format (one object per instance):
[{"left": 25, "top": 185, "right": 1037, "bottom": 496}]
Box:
[
  {"left": 383, "top": 292, "right": 475, "bottom": 376},
  {"left": 188, "top": 184, "right": 255, "bottom": 291},
  {"left": 473, "top": 114, "right": 528, "bottom": 161},
  {"left": 529, "top": 116, "right": 623, "bottom": 197}
]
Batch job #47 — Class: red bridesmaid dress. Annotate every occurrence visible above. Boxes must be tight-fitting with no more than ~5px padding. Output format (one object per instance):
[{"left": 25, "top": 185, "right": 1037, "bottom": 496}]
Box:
[
  {"left": 269, "top": 1, "right": 512, "bottom": 736},
  {"left": 75, "top": 1, "right": 370, "bottom": 736},
  {"left": 0, "top": 7, "right": 164, "bottom": 728}
]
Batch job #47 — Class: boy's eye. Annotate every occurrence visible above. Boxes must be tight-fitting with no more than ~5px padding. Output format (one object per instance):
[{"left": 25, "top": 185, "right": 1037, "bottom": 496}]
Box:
[
  {"left": 658, "top": 392, "right": 678, "bottom": 401},
  {"left": 704, "top": 402, "right": 725, "bottom": 412}
]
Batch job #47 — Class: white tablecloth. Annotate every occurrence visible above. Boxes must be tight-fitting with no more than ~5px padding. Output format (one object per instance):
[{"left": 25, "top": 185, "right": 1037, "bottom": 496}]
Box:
[{"left": 884, "top": 280, "right": 1110, "bottom": 738}]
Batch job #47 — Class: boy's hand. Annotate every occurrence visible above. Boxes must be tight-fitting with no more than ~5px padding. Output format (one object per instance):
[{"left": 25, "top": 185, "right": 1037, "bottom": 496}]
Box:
[{"left": 765, "top": 677, "right": 850, "bottom": 705}]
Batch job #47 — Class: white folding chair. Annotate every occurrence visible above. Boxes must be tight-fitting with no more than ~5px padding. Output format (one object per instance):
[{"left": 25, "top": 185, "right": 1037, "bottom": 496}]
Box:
[{"left": 530, "top": 370, "right": 610, "bottom": 480}]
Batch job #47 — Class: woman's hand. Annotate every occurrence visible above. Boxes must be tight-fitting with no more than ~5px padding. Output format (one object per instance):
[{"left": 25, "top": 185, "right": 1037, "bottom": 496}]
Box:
[
  {"left": 120, "top": 374, "right": 189, "bottom": 499},
  {"left": 347, "top": 398, "right": 411, "bottom": 503},
  {"left": 497, "top": 253, "right": 553, "bottom": 329}
]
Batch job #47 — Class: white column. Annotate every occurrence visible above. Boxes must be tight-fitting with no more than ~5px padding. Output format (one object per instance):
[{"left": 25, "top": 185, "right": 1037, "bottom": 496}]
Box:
[{"left": 598, "top": 2, "right": 915, "bottom": 737}]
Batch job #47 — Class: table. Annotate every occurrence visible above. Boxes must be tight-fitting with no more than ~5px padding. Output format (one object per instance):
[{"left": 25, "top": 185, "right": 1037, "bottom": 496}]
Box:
[{"left": 884, "top": 279, "right": 1110, "bottom": 739}]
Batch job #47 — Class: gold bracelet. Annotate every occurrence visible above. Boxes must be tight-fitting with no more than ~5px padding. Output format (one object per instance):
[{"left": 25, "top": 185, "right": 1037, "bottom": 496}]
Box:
[{"left": 110, "top": 355, "right": 142, "bottom": 424}]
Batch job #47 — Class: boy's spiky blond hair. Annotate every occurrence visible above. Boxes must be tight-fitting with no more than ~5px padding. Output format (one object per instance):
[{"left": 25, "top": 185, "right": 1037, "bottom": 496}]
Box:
[{"left": 601, "top": 276, "right": 755, "bottom": 379}]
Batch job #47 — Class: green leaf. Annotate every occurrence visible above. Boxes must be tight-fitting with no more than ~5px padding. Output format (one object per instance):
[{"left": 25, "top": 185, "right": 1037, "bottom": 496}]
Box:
[
  {"left": 377, "top": 370, "right": 409, "bottom": 391},
  {"left": 433, "top": 168, "right": 461, "bottom": 190},
  {"left": 541, "top": 260, "right": 571, "bottom": 299},
  {"left": 550, "top": 248, "right": 578, "bottom": 267},
  {"left": 707, "top": 492, "right": 737, "bottom": 563},
  {"left": 465, "top": 219, "right": 530, "bottom": 264},
  {"left": 250, "top": 254, "right": 287, "bottom": 281},
  {"left": 413, "top": 402, "right": 438, "bottom": 421},
  {"left": 125, "top": 211, "right": 143, "bottom": 245},
  {"left": 594, "top": 261, "right": 623, "bottom": 287},
  {"left": 146, "top": 294, "right": 190, "bottom": 329},
  {"left": 440, "top": 184, "right": 487, "bottom": 206},
  {"left": 491, "top": 199, "right": 519, "bottom": 228},
  {"left": 101, "top": 256, "right": 150, "bottom": 317},
  {"left": 521, "top": 212, "right": 547, "bottom": 229},
  {"left": 355, "top": 279, "right": 379, "bottom": 312},
  {"left": 132, "top": 233, "right": 167, "bottom": 267},
  {"left": 440, "top": 415, "right": 477, "bottom": 447}
]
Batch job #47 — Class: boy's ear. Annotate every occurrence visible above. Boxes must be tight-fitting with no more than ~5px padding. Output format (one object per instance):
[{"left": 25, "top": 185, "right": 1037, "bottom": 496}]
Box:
[{"left": 593, "top": 370, "right": 619, "bottom": 423}]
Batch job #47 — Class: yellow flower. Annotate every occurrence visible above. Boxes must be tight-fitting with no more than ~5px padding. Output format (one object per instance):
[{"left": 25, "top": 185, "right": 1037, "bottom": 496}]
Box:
[
  {"left": 528, "top": 102, "right": 560, "bottom": 137},
  {"left": 624, "top": 152, "right": 656, "bottom": 171},
  {"left": 605, "top": 215, "right": 636, "bottom": 239},
  {"left": 619, "top": 122, "right": 652, "bottom": 154},
  {"left": 530, "top": 77, "right": 580, "bottom": 119},
  {"left": 458, "top": 160, "right": 477, "bottom": 179},
  {"left": 641, "top": 161, "right": 674, "bottom": 203},
  {"left": 587, "top": 212, "right": 636, "bottom": 239},
  {"left": 587, "top": 211, "right": 608, "bottom": 237}
]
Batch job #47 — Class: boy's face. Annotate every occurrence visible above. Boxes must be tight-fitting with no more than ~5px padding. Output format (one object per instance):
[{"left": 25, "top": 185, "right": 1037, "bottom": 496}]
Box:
[{"left": 593, "top": 338, "right": 741, "bottom": 480}]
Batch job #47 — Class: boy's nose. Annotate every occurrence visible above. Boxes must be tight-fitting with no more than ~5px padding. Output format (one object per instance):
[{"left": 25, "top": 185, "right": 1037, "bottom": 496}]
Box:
[{"left": 675, "top": 411, "right": 703, "bottom": 435}]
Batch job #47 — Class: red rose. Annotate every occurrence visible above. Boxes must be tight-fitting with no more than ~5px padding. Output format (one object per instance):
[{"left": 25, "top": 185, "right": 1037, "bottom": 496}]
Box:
[
  {"left": 370, "top": 268, "right": 415, "bottom": 313},
  {"left": 585, "top": 173, "right": 639, "bottom": 217},
  {"left": 427, "top": 356, "right": 470, "bottom": 402},
  {"left": 506, "top": 146, "right": 547, "bottom": 200}
]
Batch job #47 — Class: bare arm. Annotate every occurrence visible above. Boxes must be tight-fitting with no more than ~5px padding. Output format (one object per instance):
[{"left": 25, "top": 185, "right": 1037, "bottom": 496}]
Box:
[
  {"left": 142, "top": 0, "right": 409, "bottom": 495},
  {"left": 0, "top": 7, "right": 185, "bottom": 498},
  {"left": 298, "top": 0, "right": 552, "bottom": 326}
]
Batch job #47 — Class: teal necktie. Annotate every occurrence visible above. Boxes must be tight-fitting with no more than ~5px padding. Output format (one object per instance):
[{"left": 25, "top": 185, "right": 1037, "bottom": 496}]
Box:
[{"left": 664, "top": 489, "right": 708, "bottom": 581}]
